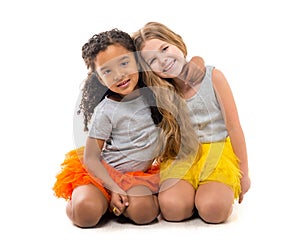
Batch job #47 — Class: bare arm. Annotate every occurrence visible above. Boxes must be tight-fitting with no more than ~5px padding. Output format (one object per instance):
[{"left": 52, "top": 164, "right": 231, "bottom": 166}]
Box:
[
  {"left": 84, "top": 136, "right": 129, "bottom": 212},
  {"left": 212, "top": 68, "right": 251, "bottom": 203}
]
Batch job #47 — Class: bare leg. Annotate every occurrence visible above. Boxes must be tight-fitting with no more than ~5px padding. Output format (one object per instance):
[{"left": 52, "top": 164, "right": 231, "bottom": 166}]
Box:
[
  {"left": 66, "top": 184, "right": 108, "bottom": 228},
  {"left": 195, "top": 181, "right": 234, "bottom": 224},
  {"left": 158, "top": 179, "right": 195, "bottom": 221},
  {"left": 123, "top": 185, "right": 159, "bottom": 225}
]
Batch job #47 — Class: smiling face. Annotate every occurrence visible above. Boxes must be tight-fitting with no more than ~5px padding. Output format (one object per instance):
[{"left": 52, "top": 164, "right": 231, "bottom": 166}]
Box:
[
  {"left": 141, "top": 38, "right": 185, "bottom": 78},
  {"left": 95, "top": 44, "right": 139, "bottom": 97}
]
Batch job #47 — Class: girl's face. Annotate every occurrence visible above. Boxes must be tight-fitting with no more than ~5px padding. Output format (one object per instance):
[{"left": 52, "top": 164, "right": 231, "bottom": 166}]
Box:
[
  {"left": 95, "top": 44, "right": 139, "bottom": 97},
  {"left": 141, "top": 39, "right": 185, "bottom": 78}
]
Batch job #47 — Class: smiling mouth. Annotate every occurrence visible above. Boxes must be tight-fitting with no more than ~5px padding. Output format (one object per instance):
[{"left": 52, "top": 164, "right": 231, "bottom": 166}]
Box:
[
  {"left": 163, "top": 59, "right": 175, "bottom": 73},
  {"left": 117, "top": 79, "right": 130, "bottom": 87}
]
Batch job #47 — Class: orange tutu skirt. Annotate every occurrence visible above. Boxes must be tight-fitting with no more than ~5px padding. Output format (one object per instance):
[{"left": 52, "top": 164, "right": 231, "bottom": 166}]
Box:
[{"left": 52, "top": 147, "right": 160, "bottom": 201}]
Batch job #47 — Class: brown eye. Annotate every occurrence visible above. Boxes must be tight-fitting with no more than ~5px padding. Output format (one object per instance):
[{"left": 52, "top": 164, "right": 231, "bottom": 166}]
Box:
[{"left": 120, "top": 61, "right": 129, "bottom": 67}]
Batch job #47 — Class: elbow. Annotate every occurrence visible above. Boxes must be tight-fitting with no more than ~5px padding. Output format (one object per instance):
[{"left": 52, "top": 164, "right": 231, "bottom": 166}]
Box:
[
  {"left": 83, "top": 154, "right": 98, "bottom": 175},
  {"left": 226, "top": 123, "right": 243, "bottom": 135},
  {"left": 83, "top": 157, "right": 92, "bottom": 172}
]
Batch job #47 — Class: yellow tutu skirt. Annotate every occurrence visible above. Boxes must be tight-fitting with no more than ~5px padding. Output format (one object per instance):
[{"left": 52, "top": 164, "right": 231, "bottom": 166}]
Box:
[{"left": 160, "top": 137, "right": 241, "bottom": 199}]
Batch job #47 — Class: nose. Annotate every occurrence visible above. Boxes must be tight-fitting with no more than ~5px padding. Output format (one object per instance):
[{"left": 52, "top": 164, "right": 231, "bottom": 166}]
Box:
[
  {"left": 157, "top": 53, "right": 168, "bottom": 66},
  {"left": 113, "top": 69, "right": 125, "bottom": 82}
]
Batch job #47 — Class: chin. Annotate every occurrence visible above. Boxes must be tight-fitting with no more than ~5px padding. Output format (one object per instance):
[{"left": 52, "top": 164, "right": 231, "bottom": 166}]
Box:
[{"left": 165, "top": 71, "right": 179, "bottom": 79}]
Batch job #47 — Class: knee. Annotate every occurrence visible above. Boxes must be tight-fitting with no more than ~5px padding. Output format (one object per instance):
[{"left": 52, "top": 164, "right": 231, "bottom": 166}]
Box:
[
  {"left": 196, "top": 199, "right": 232, "bottom": 224},
  {"left": 125, "top": 197, "right": 159, "bottom": 225},
  {"left": 158, "top": 192, "right": 194, "bottom": 222},
  {"left": 67, "top": 198, "right": 104, "bottom": 228}
]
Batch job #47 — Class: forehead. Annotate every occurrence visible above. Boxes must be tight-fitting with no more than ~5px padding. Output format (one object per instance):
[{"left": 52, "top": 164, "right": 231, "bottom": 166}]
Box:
[
  {"left": 141, "top": 39, "right": 166, "bottom": 52},
  {"left": 95, "top": 44, "right": 134, "bottom": 67}
]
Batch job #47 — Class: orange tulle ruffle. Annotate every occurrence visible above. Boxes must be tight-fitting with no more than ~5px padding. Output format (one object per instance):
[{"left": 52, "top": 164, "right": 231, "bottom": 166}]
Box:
[{"left": 52, "top": 147, "right": 160, "bottom": 201}]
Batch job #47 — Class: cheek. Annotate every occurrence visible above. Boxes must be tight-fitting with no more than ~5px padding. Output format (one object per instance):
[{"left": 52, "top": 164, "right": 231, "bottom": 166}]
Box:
[
  {"left": 150, "top": 63, "right": 170, "bottom": 78},
  {"left": 149, "top": 63, "right": 161, "bottom": 73},
  {"left": 101, "top": 80, "right": 111, "bottom": 88},
  {"left": 99, "top": 75, "right": 113, "bottom": 88},
  {"left": 125, "top": 63, "right": 139, "bottom": 75},
  {"left": 149, "top": 64, "right": 163, "bottom": 76},
  {"left": 126, "top": 68, "right": 139, "bottom": 83},
  {"left": 128, "top": 67, "right": 139, "bottom": 76},
  {"left": 170, "top": 46, "right": 184, "bottom": 58},
  {"left": 132, "top": 72, "right": 140, "bottom": 83}
]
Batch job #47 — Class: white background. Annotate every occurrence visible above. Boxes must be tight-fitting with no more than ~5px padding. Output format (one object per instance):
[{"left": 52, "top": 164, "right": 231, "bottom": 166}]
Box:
[{"left": 0, "top": 0, "right": 299, "bottom": 244}]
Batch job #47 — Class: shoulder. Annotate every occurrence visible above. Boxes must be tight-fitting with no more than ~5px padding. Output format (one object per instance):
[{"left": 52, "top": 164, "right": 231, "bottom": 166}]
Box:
[
  {"left": 211, "top": 68, "right": 231, "bottom": 91},
  {"left": 95, "top": 97, "right": 112, "bottom": 110},
  {"left": 212, "top": 68, "right": 226, "bottom": 83},
  {"left": 211, "top": 68, "right": 236, "bottom": 112},
  {"left": 92, "top": 98, "right": 112, "bottom": 119}
]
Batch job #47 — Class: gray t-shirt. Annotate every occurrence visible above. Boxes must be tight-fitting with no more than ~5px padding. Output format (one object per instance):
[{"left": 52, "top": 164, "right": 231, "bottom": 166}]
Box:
[
  {"left": 186, "top": 66, "right": 228, "bottom": 143},
  {"left": 88, "top": 95, "right": 160, "bottom": 173}
]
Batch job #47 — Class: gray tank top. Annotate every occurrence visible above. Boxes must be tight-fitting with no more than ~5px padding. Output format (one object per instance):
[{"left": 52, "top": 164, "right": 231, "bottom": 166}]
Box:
[
  {"left": 186, "top": 66, "right": 228, "bottom": 143},
  {"left": 88, "top": 95, "right": 160, "bottom": 173}
]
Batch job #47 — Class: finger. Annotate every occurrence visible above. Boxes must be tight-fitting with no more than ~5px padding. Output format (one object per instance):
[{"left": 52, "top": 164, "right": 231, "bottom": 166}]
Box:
[
  {"left": 178, "top": 62, "right": 189, "bottom": 81},
  {"left": 190, "top": 56, "right": 205, "bottom": 81},
  {"left": 238, "top": 193, "right": 244, "bottom": 204},
  {"left": 186, "top": 62, "right": 197, "bottom": 82},
  {"left": 110, "top": 199, "right": 124, "bottom": 216},
  {"left": 121, "top": 195, "right": 129, "bottom": 207},
  {"left": 190, "top": 56, "right": 205, "bottom": 70},
  {"left": 189, "top": 64, "right": 204, "bottom": 82},
  {"left": 112, "top": 206, "right": 120, "bottom": 216},
  {"left": 185, "top": 70, "right": 192, "bottom": 82}
]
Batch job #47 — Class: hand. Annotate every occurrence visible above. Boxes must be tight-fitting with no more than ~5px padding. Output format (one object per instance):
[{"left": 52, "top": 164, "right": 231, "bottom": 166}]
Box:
[
  {"left": 110, "top": 191, "right": 129, "bottom": 216},
  {"left": 179, "top": 56, "right": 205, "bottom": 86},
  {"left": 238, "top": 174, "right": 251, "bottom": 204}
]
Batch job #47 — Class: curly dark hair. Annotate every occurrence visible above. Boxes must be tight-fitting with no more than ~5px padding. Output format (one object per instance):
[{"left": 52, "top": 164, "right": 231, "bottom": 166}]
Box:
[{"left": 77, "top": 29, "right": 162, "bottom": 131}]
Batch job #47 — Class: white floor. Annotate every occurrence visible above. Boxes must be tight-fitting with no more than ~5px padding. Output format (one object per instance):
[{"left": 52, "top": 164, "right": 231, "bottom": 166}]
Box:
[
  {"left": 47, "top": 166, "right": 292, "bottom": 245},
  {"left": 2, "top": 139, "right": 298, "bottom": 245}
]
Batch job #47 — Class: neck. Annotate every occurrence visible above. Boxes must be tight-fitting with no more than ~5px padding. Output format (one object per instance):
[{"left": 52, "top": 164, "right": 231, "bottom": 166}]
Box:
[{"left": 110, "top": 87, "right": 141, "bottom": 102}]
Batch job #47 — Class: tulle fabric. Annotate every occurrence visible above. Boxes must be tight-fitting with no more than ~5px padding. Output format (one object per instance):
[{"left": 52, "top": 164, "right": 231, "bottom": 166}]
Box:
[
  {"left": 160, "top": 137, "right": 241, "bottom": 199},
  {"left": 52, "top": 146, "right": 160, "bottom": 201}
]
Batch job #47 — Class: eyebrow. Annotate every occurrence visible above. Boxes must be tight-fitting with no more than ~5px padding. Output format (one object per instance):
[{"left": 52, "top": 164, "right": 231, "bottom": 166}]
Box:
[
  {"left": 159, "top": 42, "right": 167, "bottom": 49},
  {"left": 99, "top": 55, "right": 130, "bottom": 72}
]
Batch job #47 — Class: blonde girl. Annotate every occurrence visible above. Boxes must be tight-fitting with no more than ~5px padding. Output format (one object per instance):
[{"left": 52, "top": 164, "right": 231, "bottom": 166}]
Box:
[{"left": 133, "top": 22, "right": 251, "bottom": 224}]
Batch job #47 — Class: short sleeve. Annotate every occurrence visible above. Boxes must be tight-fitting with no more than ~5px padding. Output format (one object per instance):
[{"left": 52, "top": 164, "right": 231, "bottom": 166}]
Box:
[{"left": 88, "top": 104, "right": 112, "bottom": 140}]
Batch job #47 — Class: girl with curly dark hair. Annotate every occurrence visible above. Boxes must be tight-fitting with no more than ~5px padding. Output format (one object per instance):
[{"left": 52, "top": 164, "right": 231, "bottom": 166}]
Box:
[{"left": 53, "top": 28, "right": 199, "bottom": 228}]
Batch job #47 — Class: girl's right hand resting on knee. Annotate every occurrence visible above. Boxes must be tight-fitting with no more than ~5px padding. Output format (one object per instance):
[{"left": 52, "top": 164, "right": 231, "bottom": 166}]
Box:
[{"left": 110, "top": 191, "right": 129, "bottom": 216}]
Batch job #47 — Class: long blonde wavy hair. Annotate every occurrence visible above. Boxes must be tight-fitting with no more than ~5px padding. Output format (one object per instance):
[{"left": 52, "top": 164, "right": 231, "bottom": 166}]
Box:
[{"left": 132, "top": 22, "right": 200, "bottom": 163}]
